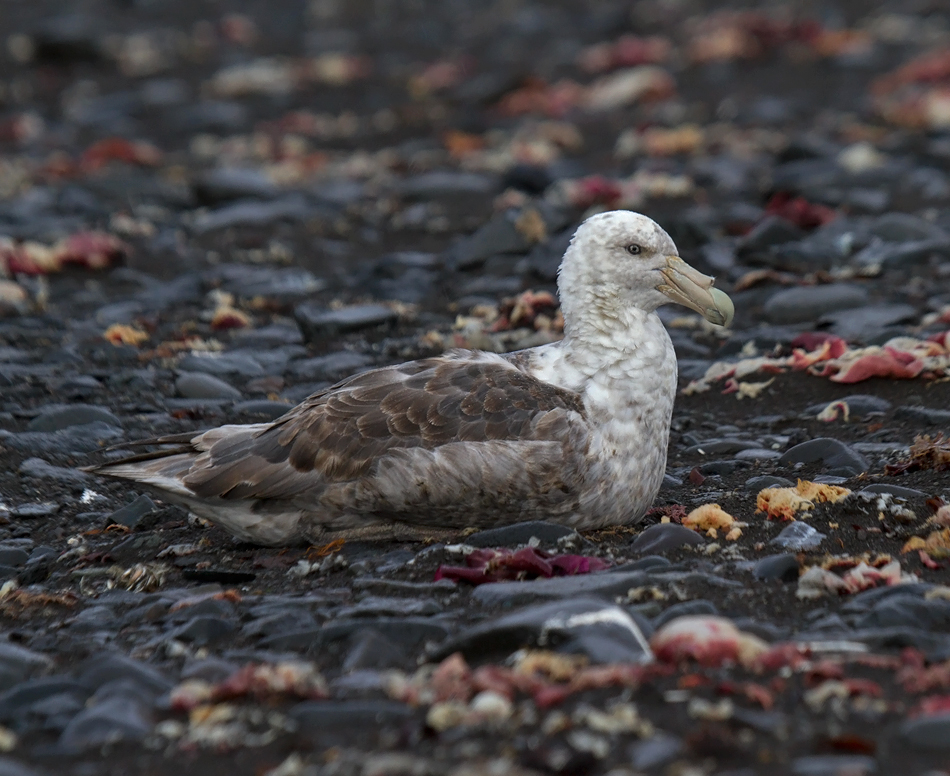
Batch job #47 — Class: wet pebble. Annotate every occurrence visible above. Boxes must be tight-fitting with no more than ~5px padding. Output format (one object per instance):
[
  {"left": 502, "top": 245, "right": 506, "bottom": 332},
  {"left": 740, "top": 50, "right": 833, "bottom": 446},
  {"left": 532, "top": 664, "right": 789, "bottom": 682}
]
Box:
[
  {"left": 466, "top": 521, "right": 577, "bottom": 548},
  {"left": 175, "top": 372, "right": 241, "bottom": 400},
  {"left": 753, "top": 554, "right": 801, "bottom": 582},
  {"left": 434, "top": 598, "right": 652, "bottom": 664},
  {"left": 764, "top": 284, "right": 869, "bottom": 325},
  {"left": 771, "top": 522, "right": 825, "bottom": 551},
  {"left": 106, "top": 494, "right": 158, "bottom": 529},
  {"left": 295, "top": 303, "right": 397, "bottom": 341},
  {"left": 779, "top": 437, "right": 869, "bottom": 476},
  {"left": 27, "top": 404, "right": 121, "bottom": 432},
  {"left": 631, "top": 524, "right": 704, "bottom": 554},
  {"left": 900, "top": 713, "right": 950, "bottom": 750}
]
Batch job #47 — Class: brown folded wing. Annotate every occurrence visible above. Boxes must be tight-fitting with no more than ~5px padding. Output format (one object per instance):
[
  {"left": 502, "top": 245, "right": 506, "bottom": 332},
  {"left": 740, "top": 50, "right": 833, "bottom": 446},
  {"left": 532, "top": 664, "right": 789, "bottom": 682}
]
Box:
[{"left": 181, "top": 353, "right": 586, "bottom": 502}]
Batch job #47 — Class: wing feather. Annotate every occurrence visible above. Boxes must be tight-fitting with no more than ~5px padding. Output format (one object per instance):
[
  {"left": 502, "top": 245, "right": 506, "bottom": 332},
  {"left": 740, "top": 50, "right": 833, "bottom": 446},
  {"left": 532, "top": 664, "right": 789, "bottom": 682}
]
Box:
[{"left": 173, "top": 352, "right": 585, "bottom": 503}]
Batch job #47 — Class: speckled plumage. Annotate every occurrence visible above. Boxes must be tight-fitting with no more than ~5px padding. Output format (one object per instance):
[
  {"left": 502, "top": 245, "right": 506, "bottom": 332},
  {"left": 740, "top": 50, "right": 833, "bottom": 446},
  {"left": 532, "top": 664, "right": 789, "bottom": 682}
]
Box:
[{"left": 88, "top": 210, "right": 732, "bottom": 546}]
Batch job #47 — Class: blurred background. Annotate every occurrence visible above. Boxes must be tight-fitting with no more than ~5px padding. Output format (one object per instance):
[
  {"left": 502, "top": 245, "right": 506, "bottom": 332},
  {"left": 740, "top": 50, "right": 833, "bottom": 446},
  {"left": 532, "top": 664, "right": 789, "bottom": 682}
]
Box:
[{"left": 1, "top": 0, "right": 949, "bottom": 337}]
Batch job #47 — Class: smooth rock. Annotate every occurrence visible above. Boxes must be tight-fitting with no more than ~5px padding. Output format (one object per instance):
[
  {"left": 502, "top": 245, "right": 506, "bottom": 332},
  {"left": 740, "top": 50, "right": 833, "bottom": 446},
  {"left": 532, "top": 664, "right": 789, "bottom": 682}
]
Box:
[
  {"left": 10, "top": 502, "right": 59, "bottom": 519},
  {"left": 291, "top": 700, "right": 414, "bottom": 736},
  {"left": 894, "top": 406, "right": 950, "bottom": 425},
  {"left": 175, "top": 372, "right": 241, "bottom": 400},
  {"left": 287, "top": 352, "right": 373, "bottom": 381},
  {"left": 192, "top": 195, "right": 312, "bottom": 234},
  {"left": 859, "top": 484, "right": 928, "bottom": 499},
  {"left": 213, "top": 266, "right": 325, "bottom": 301},
  {"left": 172, "top": 616, "right": 237, "bottom": 646},
  {"left": 194, "top": 168, "right": 278, "bottom": 204},
  {"left": 805, "top": 395, "right": 891, "bottom": 417},
  {"left": 466, "top": 521, "right": 577, "bottom": 548},
  {"left": 107, "top": 494, "right": 158, "bottom": 529},
  {"left": 450, "top": 210, "right": 533, "bottom": 270},
  {"left": 59, "top": 696, "right": 153, "bottom": 749},
  {"left": 27, "top": 404, "right": 121, "bottom": 432},
  {"left": 628, "top": 733, "right": 685, "bottom": 770},
  {"left": 790, "top": 755, "right": 876, "bottom": 775},
  {"left": 744, "top": 475, "right": 795, "bottom": 491},
  {"left": 652, "top": 600, "right": 718, "bottom": 629},
  {"left": 18, "top": 458, "right": 89, "bottom": 486},
  {"left": 753, "top": 554, "right": 800, "bottom": 582},
  {"left": 820, "top": 304, "right": 917, "bottom": 340},
  {"left": 900, "top": 713, "right": 950, "bottom": 749},
  {"left": 432, "top": 598, "right": 652, "bottom": 664},
  {"left": 471, "top": 571, "right": 651, "bottom": 608},
  {"left": 295, "top": 303, "right": 397, "bottom": 341},
  {"left": 771, "top": 522, "right": 825, "bottom": 551},
  {"left": 631, "top": 524, "right": 704, "bottom": 554},
  {"left": 764, "top": 284, "right": 868, "bottom": 325},
  {"left": 77, "top": 654, "right": 172, "bottom": 695},
  {"left": 779, "top": 438, "right": 868, "bottom": 475}
]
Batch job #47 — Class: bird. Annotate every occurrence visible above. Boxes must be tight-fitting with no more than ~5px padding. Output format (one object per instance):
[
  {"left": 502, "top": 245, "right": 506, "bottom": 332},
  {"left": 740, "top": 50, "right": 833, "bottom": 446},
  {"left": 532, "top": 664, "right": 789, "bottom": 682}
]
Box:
[{"left": 88, "top": 210, "right": 734, "bottom": 546}]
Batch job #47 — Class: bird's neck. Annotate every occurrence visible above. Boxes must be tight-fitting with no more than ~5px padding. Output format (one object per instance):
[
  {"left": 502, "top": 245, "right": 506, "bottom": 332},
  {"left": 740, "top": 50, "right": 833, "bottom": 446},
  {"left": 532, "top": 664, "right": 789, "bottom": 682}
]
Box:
[{"left": 527, "top": 305, "right": 677, "bottom": 401}]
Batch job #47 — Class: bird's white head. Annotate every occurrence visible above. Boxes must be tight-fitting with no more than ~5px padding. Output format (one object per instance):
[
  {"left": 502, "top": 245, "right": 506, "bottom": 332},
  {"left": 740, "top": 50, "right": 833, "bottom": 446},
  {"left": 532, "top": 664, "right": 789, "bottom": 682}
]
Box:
[{"left": 557, "top": 210, "right": 734, "bottom": 336}]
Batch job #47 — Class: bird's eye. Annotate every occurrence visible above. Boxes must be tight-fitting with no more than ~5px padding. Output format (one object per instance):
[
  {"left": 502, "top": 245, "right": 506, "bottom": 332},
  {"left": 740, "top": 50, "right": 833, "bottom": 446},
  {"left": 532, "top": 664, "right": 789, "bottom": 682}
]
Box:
[{"left": 625, "top": 244, "right": 641, "bottom": 256}]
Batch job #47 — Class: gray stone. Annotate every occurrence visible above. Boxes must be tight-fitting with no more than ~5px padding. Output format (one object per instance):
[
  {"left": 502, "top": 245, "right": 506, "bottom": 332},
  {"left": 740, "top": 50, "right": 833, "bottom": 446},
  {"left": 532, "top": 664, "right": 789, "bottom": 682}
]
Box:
[
  {"left": 684, "top": 439, "right": 762, "bottom": 455},
  {"left": 290, "top": 700, "right": 414, "bottom": 736},
  {"left": 178, "top": 351, "right": 267, "bottom": 377},
  {"left": 175, "top": 372, "right": 241, "bottom": 400},
  {"left": 262, "top": 618, "right": 451, "bottom": 652},
  {"left": 853, "top": 237, "right": 950, "bottom": 268},
  {"left": 805, "top": 395, "right": 891, "bottom": 417},
  {"left": 471, "top": 570, "right": 652, "bottom": 608},
  {"left": 764, "top": 284, "right": 868, "bottom": 325},
  {"left": 343, "top": 630, "right": 408, "bottom": 672},
  {"left": 859, "top": 484, "right": 928, "bottom": 499},
  {"left": 0, "top": 757, "right": 43, "bottom": 776},
  {"left": 652, "top": 600, "right": 718, "bottom": 629},
  {"left": 433, "top": 598, "right": 652, "bottom": 664},
  {"left": 10, "top": 502, "right": 59, "bottom": 519},
  {"left": 213, "top": 265, "right": 325, "bottom": 301},
  {"left": 77, "top": 654, "right": 172, "bottom": 695},
  {"left": 467, "top": 521, "right": 577, "bottom": 548},
  {"left": 900, "top": 713, "right": 950, "bottom": 749},
  {"left": 734, "top": 448, "right": 781, "bottom": 462},
  {"left": 192, "top": 195, "right": 313, "bottom": 234},
  {"left": 107, "top": 494, "right": 158, "bottom": 529},
  {"left": 295, "top": 303, "right": 397, "bottom": 342},
  {"left": 109, "top": 532, "right": 164, "bottom": 564},
  {"left": 753, "top": 554, "right": 800, "bottom": 582},
  {"left": 450, "top": 210, "right": 534, "bottom": 270},
  {"left": 397, "top": 171, "right": 498, "bottom": 199},
  {"left": 744, "top": 475, "right": 795, "bottom": 491},
  {"left": 771, "top": 522, "right": 825, "bottom": 551},
  {"left": 59, "top": 696, "right": 153, "bottom": 749},
  {"left": 631, "top": 524, "right": 704, "bottom": 554},
  {"left": 27, "top": 404, "right": 121, "bottom": 432},
  {"left": 871, "top": 212, "right": 948, "bottom": 242},
  {"left": 287, "top": 352, "right": 373, "bottom": 381},
  {"left": 779, "top": 438, "right": 868, "bottom": 475},
  {"left": 1, "top": 422, "right": 123, "bottom": 456},
  {"left": 790, "top": 755, "right": 876, "bottom": 775},
  {"left": 628, "top": 733, "right": 685, "bottom": 770},
  {"left": 172, "top": 616, "right": 237, "bottom": 646},
  {"left": 0, "top": 643, "right": 52, "bottom": 692},
  {"left": 18, "top": 458, "right": 89, "bottom": 487},
  {"left": 820, "top": 304, "right": 917, "bottom": 340},
  {"left": 0, "top": 550, "right": 28, "bottom": 567},
  {"left": 894, "top": 406, "right": 950, "bottom": 425},
  {"left": 194, "top": 168, "right": 278, "bottom": 204},
  {"left": 736, "top": 215, "right": 804, "bottom": 254}
]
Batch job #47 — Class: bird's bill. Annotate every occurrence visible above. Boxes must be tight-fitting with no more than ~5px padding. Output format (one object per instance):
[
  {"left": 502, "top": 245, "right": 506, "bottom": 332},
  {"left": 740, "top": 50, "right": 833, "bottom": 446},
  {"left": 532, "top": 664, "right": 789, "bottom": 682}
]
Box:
[{"left": 657, "top": 256, "right": 734, "bottom": 327}]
